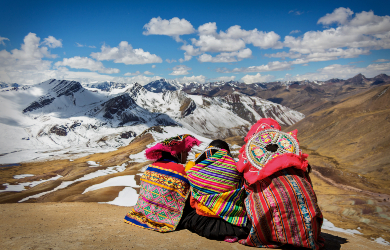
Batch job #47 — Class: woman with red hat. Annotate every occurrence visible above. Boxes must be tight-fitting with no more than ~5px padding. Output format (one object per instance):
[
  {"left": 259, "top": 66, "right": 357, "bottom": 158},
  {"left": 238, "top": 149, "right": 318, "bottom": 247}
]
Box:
[
  {"left": 124, "top": 134, "right": 201, "bottom": 232},
  {"left": 236, "top": 118, "right": 325, "bottom": 249}
]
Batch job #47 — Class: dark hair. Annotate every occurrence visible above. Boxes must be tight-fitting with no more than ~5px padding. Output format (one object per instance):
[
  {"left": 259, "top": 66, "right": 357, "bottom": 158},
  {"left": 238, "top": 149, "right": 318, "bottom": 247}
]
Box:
[
  {"left": 307, "top": 164, "right": 312, "bottom": 173},
  {"left": 159, "top": 151, "right": 180, "bottom": 163},
  {"left": 195, "top": 139, "right": 230, "bottom": 164}
]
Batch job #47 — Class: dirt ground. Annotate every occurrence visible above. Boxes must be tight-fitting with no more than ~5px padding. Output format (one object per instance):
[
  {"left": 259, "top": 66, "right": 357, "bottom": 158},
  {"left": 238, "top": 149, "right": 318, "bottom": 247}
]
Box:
[{"left": 0, "top": 202, "right": 388, "bottom": 250}]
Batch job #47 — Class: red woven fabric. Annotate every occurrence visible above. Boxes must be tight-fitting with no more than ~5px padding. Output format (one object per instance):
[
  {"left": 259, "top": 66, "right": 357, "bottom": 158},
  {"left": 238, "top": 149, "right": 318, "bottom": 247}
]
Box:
[{"left": 242, "top": 168, "right": 325, "bottom": 249}]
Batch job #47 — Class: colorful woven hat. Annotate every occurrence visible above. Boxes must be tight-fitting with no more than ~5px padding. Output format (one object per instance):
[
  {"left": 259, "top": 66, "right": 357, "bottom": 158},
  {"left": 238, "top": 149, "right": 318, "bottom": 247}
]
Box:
[
  {"left": 237, "top": 118, "right": 308, "bottom": 184},
  {"left": 244, "top": 118, "right": 282, "bottom": 143},
  {"left": 246, "top": 129, "right": 300, "bottom": 170},
  {"left": 145, "top": 134, "right": 201, "bottom": 161}
]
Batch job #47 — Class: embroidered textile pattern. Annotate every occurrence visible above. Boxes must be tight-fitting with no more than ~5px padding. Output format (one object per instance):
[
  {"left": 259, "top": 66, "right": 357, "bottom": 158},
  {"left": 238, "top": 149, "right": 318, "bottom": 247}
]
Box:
[
  {"left": 141, "top": 166, "right": 190, "bottom": 198},
  {"left": 187, "top": 149, "right": 247, "bottom": 227},
  {"left": 243, "top": 168, "right": 324, "bottom": 249},
  {"left": 246, "top": 129, "right": 300, "bottom": 171},
  {"left": 161, "top": 134, "right": 193, "bottom": 147},
  {"left": 124, "top": 164, "right": 190, "bottom": 232}
]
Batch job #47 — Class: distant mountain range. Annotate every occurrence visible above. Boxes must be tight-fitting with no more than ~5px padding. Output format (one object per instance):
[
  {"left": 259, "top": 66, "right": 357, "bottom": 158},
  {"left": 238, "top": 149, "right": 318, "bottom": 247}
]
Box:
[
  {"left": 142, "top": 73, "right": 390, "bottom": 116},
  {"left": 0, "top": 78, "right": 304, "bottom": 163},
  {"left": 1, "top": 73, "right": 389, "bottom": 164}
]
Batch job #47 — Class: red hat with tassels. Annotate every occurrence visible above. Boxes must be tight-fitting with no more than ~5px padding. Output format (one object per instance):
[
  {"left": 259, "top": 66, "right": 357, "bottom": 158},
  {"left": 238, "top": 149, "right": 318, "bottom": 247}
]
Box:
[{"left": 145, "top": 134, "right": 201, "bottom": 161}]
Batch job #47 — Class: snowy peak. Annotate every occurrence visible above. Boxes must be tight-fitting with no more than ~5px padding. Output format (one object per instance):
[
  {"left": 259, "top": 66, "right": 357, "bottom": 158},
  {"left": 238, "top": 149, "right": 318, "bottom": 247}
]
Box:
[
  {"left": 143, "top": 78, "right": 182, "bottom": 93},
  {"left": 22, "top": 79, "right": 102, "bottom": 116},
  {"left": 83, "top": 81, "right": 130, "bottom": 92},
  {"left": 49, "top": 80, "right": 83, "bottom": 97},
  {"left": 125, "top": 82, "right": 148, "bottom": 99}
]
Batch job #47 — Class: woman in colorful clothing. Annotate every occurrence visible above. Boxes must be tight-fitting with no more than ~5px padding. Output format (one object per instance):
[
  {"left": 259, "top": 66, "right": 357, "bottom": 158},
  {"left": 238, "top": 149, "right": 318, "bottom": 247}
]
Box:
[
  {"left": 124, "top": 134, "right": 201, "bottom": 232},
  {"left": 179, "top": 139, "right": 251, "bottom": 243},
  {"left": 236, "top": 118, "right": 325, "bottom": 249}
]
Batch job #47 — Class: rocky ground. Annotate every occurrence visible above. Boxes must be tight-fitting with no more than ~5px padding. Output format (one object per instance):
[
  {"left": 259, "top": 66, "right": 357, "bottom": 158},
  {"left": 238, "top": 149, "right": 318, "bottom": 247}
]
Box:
[{"left": 0, "top": 202, "right": 388, "bottom": 250}]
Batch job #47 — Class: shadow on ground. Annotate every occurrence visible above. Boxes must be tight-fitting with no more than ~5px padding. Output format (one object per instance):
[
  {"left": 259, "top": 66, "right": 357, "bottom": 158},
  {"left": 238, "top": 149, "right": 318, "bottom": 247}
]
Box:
[{"left": 281, "top": 232, "right": 347, "bottom": 250}]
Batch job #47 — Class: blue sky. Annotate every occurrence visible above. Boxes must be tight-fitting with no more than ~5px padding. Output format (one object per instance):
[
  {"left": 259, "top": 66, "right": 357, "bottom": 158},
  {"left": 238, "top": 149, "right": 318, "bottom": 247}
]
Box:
[{"left": 1, "top": 0, "right": 390, "bottom": 85}]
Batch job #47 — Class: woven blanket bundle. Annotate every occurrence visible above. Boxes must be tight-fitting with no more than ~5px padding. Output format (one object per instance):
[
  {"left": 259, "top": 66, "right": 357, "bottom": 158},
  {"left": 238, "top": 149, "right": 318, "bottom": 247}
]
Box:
[
  {"left": 243, "top": 168, "right": 325, "bottom": 249},
  {"left": 187, "top": 149, "right": 247, "bottom": 227},
  {"left": 124, "top": 163, "right": 190, "bottom": 232}
]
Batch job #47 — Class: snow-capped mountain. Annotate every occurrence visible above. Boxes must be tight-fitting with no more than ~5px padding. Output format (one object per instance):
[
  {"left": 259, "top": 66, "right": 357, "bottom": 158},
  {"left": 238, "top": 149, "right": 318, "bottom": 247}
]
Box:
[
  {"left": 143, "top": 78, "right": 183, "bottom": 93},
  {"left": 0, "top": 79, "right": 304, "bottom": 164},
  {"left": 0, "top": 82, "right": 20, "bottom": 89},
  {"left": 83, "top": 81, "right": 131, "bottom": 92}
]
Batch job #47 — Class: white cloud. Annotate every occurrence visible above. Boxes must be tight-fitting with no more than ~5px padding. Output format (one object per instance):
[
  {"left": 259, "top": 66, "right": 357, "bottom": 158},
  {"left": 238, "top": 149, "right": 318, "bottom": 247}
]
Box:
[
  {"left": 143, "top": 17, "right": 195, "bottom": 42},
  {"left": 0, "top": 33, "right": 62, "bottom": 84},
  {"left": 166, "top": 59, "right": 177, "bottom": 63},
  {"left": 290, "top": 62, "right": 390, "bottom": 81},
  {"left": 151, "top": 65, "right": 156, "bottom": 68},
  {"left": 198, "top": 22, "right": 217, "bottom": 35},
  {"left": 318, "top": 7, "right": 354, "bottom": 25},
  {"left": 218, "top": 61, "right": 292, "bottom": 73},
  {"left": 124, "top": 71, "right": 141, "bottom": 76},
  {"left": 209, "top": 76, "right": 236, "bottom": 82},
  {"left": 91, "top": 41, "right": 162, "bottom": 65},
  {"left": 55, "top": 56, "right": 120, "bottom": 74},
  {"left": 126, "top": 75, "right": 163, "bottom": 85},
  {"left": 197, "top": 48, "right": 252, "bottom": 63},
  {"left": 143, "top": 71, "right": 154, "bottom": 75},
  {"left": 241, "top": 73, "right": 275, "bottom": 84},
  {"left": 193, "top": 24, "right": 281, "bottom": 52},
  {"left": 0, "top": 34, "right": 161, "bottom": 85},
  {"left": 285, "top": 9, "right": 390, "bottom": 54},
  {"left": 180, "top": 44, "right": 200, "bottom": 62},
  {"left": 76, "top": 42, "right": 96, "bottom": 48},
  {"left": 220, "top": 25, "right": 282, "bottom": 49},
  {"left": 265, "top": 51, "right": 302, "bottom": 59},
  {"left": 374, "top": 59, "right": 389, "bottom": 62},
  {"left": 291, "top": 48, "right": 371, "bottom": 64},
  {"left": 181, "top": 23, "right": 282, "bottom": 63},
  {"left": 169, "top": 65, "right": 191, "bottom": 75},
  {"left": 52, "top": 67, "right": 163, "bottom": 86},
  {"left": 173, "top": 75, "right": 206, "bottom": 84},
  {"left": 42, "top": 36, "right": 62, "bottom": 48},
  {"left": 0, "top": 36, "right": 10, "bottom": 46},
  {"left": 290, "top": 30, "right": 301, "bottom": 34},
  {"left": 289, "top": 10, "right": 304, "bottom": 15},
  {"left": 192, "top": 34, "right": 246, "bottom": 53}
]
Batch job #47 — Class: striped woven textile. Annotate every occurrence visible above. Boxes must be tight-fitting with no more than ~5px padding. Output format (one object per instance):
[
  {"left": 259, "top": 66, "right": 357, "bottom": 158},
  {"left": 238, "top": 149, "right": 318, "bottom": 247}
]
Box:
[
  {"left": 186, "top": 149, "right": 247, "bottom": 227},
  {"left": 242, "top": 167, "right": 325, "bottom": 249},
  {"left": 124, "top": 163, "right": 190, "bottom": 232}
]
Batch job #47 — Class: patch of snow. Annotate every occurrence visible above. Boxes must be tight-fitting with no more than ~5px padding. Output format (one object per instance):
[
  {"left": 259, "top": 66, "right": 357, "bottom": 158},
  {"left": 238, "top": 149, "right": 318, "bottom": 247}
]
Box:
[
  {"left": 0, "top": 175, "right": 62, "bottom": 193},
  {"left": 87, "top": 161, "right": 100, "bottom": 167},
  {"left": 100, "top": 187, "right": 139, "bottom": 207},
  {"left": 129, "top": 151, "right": 148, "bottom": 163},
  {"left": 82, "top": 175, "right": 139, "bottom": 194},
  {"left": 372, "top": 237, "right": 390, "bottom": 246},
  {"left": 322, "top": 218, "right": 362, "bottom": 235},
  {"left": 188, "top": 94, "right": 203, "bottom": 105},
  {"left": 139, "top": 165, "right": 149, "bottom": 172},
  {"left": 19, "top": 163, "right": 127, "bottom": 202},
  {"left": 13, "top": 174, "right": 34, "bottom": 179}
]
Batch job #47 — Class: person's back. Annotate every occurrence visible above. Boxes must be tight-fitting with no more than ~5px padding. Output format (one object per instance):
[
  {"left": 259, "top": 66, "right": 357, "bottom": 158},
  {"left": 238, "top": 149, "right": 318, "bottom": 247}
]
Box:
[
  {"left": 124, "top": 134, "right": 200, "bottom": 232},
  {"left": 179, "top": 139, "right": 251, "bottom": 242},
  {"left": 236, "top": 118, "right": 325, "bottom": 249}
]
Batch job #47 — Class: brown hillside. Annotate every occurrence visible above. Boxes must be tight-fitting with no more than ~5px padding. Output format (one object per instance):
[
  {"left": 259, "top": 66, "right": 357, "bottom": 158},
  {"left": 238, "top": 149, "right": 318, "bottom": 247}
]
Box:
[{"left": 288, "top": 84, "right": 390, "bottom": 194}]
